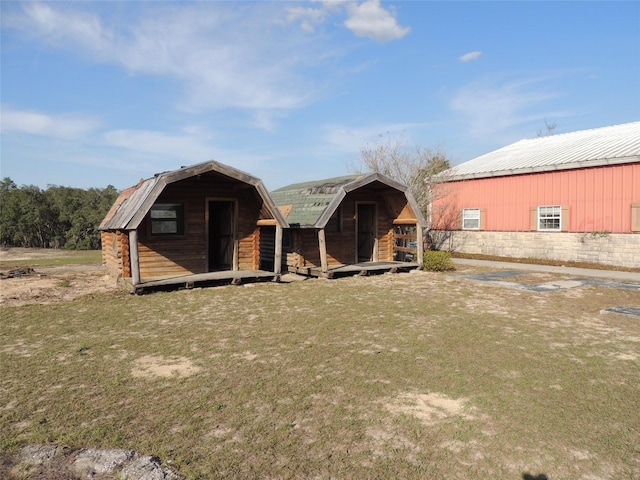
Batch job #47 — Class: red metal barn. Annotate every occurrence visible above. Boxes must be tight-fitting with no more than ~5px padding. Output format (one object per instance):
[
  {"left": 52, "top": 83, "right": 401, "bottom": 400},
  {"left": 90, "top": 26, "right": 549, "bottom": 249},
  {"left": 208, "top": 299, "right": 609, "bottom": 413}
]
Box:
[
  {"left": 99, "top": 161, "right": 288, "bottom": 292},
  {"left": 270, "top": 173, "right": 427, "bottom": 278},
  {"left": 431, "top": 122, "right": 640, "bottom": 268}
]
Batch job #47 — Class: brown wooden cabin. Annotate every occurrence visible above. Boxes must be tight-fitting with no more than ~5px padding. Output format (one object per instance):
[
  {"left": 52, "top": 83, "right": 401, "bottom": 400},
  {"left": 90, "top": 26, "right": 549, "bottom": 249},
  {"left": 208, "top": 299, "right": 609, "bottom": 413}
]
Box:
[
  {"left": 270, "top": 173, "right": 427, "bottom": 278},
  {"left": 99, "top": 161, "right": 288, "bottom": 293}
]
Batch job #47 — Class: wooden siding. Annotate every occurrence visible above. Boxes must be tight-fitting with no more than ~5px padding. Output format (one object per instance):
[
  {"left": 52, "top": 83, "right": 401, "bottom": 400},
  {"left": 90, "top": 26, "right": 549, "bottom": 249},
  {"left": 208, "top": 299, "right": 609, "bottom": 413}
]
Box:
[
  {"left": 433, "top": 163, "right": 640, "bottom": 233},
  {"left": 101, "top": 231, "right": 130, "bottom": 279},
  {"left": 101, "top": 231, "right": 118, "bottom": 277},
  {"left": 284, "top": 187, "right": 415, "bottom": 269},
  {"left": 130, "top": 173, "right": 265, "bottom": 280}
]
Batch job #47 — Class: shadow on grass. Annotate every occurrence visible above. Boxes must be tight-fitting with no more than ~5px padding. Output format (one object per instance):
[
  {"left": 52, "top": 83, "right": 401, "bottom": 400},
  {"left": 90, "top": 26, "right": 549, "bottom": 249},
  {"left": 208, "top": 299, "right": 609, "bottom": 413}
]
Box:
[{"left": 523, "top": 473, "right": 549, "bottom": 480}]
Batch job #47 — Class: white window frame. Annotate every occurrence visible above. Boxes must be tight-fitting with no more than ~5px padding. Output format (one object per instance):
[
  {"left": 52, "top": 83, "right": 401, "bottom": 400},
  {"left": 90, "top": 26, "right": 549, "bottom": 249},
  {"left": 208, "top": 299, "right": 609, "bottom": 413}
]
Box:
[
  {"left": 462, "top": 208, "right": 481, "bottom": 230},
  {"left": 538, "top": 205, "right": 561, "bottom": 231}
]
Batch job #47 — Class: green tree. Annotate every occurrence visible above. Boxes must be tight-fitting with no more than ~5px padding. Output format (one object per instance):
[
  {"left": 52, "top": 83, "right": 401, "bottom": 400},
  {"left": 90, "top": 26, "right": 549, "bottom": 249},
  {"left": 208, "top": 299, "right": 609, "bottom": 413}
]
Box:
[
  {"left": 8, "top": 185, "right": 53, "bottom": 247},
  {"left": 45, "top": 185, "right": 119, "bottom": 249},
  {"left": 0, "top": 178, "right": 119, "bottom": 249}
]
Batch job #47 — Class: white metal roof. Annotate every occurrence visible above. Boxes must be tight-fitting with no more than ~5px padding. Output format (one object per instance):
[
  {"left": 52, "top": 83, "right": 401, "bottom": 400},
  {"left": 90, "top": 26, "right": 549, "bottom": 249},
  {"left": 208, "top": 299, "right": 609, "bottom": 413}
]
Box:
[{"left": 446, "top": 122, "right": 640, "bottom": 181}]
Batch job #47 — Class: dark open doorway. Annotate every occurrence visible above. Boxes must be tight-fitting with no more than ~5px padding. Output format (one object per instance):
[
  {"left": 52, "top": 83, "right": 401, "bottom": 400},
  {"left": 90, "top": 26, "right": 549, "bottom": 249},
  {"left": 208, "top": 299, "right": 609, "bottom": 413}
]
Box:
[
  {"left": 208, "top": 200, "right": 235, "bottom": 271},
  {"left": 356, "top": 203, "right": 376, "bottom": 262}
]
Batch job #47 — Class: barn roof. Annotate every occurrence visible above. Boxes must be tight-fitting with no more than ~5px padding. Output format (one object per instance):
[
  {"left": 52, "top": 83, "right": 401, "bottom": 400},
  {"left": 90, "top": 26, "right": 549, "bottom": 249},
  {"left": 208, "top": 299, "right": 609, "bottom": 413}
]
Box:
[
  {"left": 99, "top": 160, "right": 288, "bottom": 231},
  {"left": 270, "top": 173, "right": 427, "bottom": 228},
  {"left": 445, "top": 121, "right": 640, "bottom": 181}
]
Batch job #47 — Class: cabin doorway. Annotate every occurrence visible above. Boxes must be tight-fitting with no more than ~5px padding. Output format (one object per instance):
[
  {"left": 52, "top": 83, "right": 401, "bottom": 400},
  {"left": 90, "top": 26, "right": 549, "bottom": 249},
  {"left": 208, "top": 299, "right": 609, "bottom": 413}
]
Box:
[
  {"left": 259, "top": 226, "right": 276, "bottom": 272},
  {"left": 208, "top": 200, "right": 236, "bottom": 271},
  {"left": 356, "top": 203, "right": 377, "bottom": 262}
]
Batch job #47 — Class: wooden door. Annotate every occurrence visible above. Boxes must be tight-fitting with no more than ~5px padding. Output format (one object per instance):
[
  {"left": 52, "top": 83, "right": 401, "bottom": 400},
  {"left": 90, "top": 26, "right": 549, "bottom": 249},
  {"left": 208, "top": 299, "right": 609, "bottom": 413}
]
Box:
[
  {"left": 208, "top": 200, "right": 235, "bottom": 271},
  {"left": 357, "top": 203, "right": 376, "bottom": 262}
]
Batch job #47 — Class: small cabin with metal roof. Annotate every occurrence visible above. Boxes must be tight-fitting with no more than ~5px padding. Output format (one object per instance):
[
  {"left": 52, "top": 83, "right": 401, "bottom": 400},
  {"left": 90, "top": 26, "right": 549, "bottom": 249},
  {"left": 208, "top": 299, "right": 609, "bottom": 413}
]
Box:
[
  {"left": 271, "top": 173, "right": 427, "bottom": 278},
  {"left": 431, "top": 121, "right": 640, "bottom": 268},
  {"left": 99, "top": 160, "right": 288, "bottom": 292}
]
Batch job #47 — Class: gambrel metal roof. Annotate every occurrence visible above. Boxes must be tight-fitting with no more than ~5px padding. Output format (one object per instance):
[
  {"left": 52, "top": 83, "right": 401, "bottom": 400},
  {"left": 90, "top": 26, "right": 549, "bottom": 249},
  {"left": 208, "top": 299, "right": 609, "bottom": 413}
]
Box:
[
  {"left": 446, "top": 122, "right": 640, "bottom": 181},
  {"left": 270, "top": 173, "right": 427, "bottom": 228},
  {"left": 99, "top": 160, "right": 288, "bottom": 230}
]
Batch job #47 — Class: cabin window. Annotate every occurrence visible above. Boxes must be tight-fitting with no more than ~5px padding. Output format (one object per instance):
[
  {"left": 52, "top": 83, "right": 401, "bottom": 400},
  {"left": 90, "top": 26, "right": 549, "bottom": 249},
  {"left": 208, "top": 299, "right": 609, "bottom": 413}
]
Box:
[
  {"left": 462, "top": 208, "right": 481, "bottom": 230},
  {"left": 325, "top": 208, "right": 342, "bottom": 233},
  {"left": 150, "top": 204, "right": 185, "bottom": 235},
  {"left": 538, "top": 205, "right": 561, "bottom": 231}
]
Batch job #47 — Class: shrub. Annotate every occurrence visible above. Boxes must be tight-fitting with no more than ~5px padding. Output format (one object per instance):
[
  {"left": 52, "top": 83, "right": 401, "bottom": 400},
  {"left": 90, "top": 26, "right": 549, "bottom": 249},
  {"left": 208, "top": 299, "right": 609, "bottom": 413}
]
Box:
[{"left": 423, "top": 250, "right": 455, "bottom": 271}]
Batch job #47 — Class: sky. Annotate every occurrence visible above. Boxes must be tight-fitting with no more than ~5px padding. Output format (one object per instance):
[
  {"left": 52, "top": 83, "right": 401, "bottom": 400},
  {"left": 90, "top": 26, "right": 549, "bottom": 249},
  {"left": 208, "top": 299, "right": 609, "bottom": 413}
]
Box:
[{"left": 1, "top": 0, "right": 639, "bottom": 192}]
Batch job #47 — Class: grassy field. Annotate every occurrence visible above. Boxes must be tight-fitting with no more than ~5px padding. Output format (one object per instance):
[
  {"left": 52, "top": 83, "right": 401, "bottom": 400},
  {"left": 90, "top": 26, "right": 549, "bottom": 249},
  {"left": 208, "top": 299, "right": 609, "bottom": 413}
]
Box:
[
  {"left": 0, "top": 248, "right": 103, "bottom": 269},
  {"left": 1, "top": 254, "right": 639, "bottom": 479}
]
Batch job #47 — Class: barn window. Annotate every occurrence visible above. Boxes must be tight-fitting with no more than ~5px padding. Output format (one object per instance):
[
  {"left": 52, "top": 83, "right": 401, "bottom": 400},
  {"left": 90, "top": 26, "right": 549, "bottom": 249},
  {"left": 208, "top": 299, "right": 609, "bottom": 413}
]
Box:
[
  {"left": 538, "top": 205, "right": 561, "bottom": 231},
  {"left": 150, "top": 204, "right": 185, "bottom": 235},
  {"left": 462, "top": 208, "right": 481, "bottom": 230}
]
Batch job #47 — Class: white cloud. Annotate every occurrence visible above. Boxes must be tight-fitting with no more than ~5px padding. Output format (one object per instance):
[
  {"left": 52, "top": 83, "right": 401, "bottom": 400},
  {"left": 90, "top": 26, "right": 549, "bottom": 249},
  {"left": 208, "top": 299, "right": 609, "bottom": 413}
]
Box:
[
  {"left": 103, "top": 128, "right": 216, "bottom": 161},
  {"left": 450, "top": 76, "right": 565, "bottom": 138},
  {"left": 323, "top": 122, "right": 432, "bottom": 154},
  {"left": 19, "top": 2, "right": 111, "bottom": 53},
  {"left": 0, "top": 107, "right": 100, "bottom": 139},
  {"left": 459, "top": 51, "right": 482, "bottom": 62},
  {"left": 0, "top": 107, "right": 276, "bottom": 187},
  {"left": 344, "top": 0, "right": 411, "bottom": 43},
  {"left": 7, "top": 1, "right": 410, "bottom": 126},
  {"left": 9, "top": 2, "right": 328, "bottom": 116},
  {"left": 285, "top": 0, "right": 410, "bottom": 43},
  {"left": 286, "top": 3, "right": 334, "bottom": 32}
]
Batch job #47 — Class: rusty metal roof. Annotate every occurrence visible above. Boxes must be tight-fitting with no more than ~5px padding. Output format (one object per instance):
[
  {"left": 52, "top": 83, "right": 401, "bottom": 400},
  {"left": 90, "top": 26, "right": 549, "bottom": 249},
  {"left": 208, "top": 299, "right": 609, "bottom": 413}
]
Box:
[
  {"left": 99, "top": 160, "right": 288, "bottom": 230},
  {"left": 446, "top": 122, "right": 640, "bottom": 181},
  {"left": 270, "top": 173, "right": 426, "bottom": 228}
]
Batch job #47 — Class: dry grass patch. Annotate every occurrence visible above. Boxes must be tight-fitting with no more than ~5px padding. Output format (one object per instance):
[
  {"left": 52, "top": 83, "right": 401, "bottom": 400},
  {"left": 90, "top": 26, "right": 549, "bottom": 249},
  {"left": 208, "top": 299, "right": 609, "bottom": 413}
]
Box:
[
  {"left": 384, "top": 392, "right": 477, "bottom": 426},
  {"left": 131, "top": 355, "right": 202, "bottom": 379}
]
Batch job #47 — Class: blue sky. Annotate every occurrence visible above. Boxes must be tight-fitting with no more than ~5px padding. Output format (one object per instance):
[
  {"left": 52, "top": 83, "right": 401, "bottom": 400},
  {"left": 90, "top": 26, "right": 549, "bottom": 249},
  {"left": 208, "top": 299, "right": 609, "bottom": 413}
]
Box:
[{"left": 1, "top": 0, "right": 639, "bottom": 191}]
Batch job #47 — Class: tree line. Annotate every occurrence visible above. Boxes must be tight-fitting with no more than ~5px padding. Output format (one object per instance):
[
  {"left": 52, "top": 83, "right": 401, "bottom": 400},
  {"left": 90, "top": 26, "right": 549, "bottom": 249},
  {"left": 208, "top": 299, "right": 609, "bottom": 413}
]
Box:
[
  {"left": 0, "top": 178, "right": 119, "bottom": 250},
  {"left": 0, "top": 138, "right": 452, "bottom": 251}
]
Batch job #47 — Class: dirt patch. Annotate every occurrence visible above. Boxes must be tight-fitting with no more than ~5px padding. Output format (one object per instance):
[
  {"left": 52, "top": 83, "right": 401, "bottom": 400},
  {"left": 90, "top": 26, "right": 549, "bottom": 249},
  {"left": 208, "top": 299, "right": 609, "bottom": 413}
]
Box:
[
  {"left": 0, "top": 267, "right": 116, "bottom": 307},
  {"left": 131, "top": 355, "right": 202, "bottom": 378},
  {"left": 385, "top": 392, "right": 477, "bottom": 426},
  {"left": 0, "top": 248, "right": 117, "bottom": 306}
]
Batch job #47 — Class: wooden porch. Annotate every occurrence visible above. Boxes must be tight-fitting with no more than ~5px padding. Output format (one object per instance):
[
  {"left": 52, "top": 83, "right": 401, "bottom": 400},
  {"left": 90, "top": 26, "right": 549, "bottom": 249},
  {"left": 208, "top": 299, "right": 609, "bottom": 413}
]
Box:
[
  {"left": 289, "top": 261, "right": 420, "bottom": 279},
  {"left": 131, "top": 269, "right": 278, "bottom": 294}
]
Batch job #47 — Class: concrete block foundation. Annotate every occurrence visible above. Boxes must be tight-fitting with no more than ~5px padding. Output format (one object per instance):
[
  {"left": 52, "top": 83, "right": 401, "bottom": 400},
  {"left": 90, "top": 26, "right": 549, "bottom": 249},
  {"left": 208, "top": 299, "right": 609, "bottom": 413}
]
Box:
[{"left": 431, "top": 230, "right": 640, "bottom": 269}]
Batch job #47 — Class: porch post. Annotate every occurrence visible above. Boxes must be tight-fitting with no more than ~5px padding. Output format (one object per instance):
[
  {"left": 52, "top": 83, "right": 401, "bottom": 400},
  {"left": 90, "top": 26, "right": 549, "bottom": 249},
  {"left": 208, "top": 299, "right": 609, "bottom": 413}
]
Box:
[
  {"left": 129, "top": 229, "right": 141, "bottom": 286},
  {"left": 318, "top": 228, "right": 329, "bottom": 275},
  {"left": 274, "top": 225, "right": 283, "bottom": 275},
  {"left": 233, "top": 239, "right": 239, "bottom": 271},
  {"left": 416, "top": 223, "right": 424, "bottom": 266}
]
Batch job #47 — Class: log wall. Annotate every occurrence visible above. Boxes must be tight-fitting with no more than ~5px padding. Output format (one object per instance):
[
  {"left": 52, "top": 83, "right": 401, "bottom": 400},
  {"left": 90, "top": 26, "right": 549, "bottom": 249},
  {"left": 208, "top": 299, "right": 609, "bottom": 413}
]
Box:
[{"left": 100, "top": 231, "right": 130, "bottom": 279}]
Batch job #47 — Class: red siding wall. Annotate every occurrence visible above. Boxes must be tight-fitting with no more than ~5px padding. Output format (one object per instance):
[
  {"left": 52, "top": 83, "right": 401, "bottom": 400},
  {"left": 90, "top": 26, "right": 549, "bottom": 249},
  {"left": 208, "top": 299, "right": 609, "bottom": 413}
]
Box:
[{"left": 434, "top": 163, "right": 640, "bottom": 233}]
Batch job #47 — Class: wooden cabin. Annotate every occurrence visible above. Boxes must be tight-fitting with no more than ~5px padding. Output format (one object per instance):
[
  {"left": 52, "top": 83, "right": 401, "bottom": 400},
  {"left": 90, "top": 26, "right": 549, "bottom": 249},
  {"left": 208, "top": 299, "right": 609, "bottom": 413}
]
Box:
[
  {"left": 99, "top": 161, "right": 288, "bottom": 292},
  {"left": 271, "top": 173, "right": 427, "bottom": 278}
]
